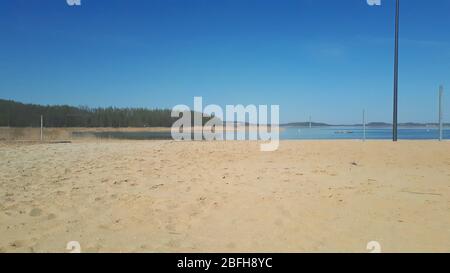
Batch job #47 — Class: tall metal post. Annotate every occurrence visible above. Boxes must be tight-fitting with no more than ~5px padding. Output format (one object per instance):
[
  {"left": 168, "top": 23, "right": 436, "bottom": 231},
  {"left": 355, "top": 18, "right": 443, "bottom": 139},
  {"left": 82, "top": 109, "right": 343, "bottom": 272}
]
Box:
[
  {"left": 439, "top": 86, "right": 444, "bottom": 141},
  {"left": 363, "top": 109, "right": 366, "bottom": 141},
  {"left": 393, "top": 0, "right": 400, "bottom": 141},
  {"left": 40, "top": 115, "right": 43, "bottom": 141}
]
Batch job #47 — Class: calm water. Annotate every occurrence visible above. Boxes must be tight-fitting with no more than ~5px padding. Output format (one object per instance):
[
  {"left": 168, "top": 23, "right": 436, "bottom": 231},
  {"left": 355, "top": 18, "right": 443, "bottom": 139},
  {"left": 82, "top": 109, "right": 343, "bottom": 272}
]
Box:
[
  {"left": 73, "top": 127, "right": 449, "bottom": 140},
  {"left": 281, "top": 127, "right": 450, "bottom": 140}
]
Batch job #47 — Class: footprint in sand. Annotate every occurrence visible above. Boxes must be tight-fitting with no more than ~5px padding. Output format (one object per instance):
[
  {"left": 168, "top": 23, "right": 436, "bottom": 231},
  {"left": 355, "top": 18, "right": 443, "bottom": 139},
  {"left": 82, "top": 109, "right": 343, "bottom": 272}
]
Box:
[
  {"left": 226, "top": 242, "right": 236, "bottom": 249},
  {"left": 47, "top": 213, "right": 57, "bottom": 220},
  {"left": 274, "top": 218, "right": 284, "bottom": 226},
  {"left": 165, "top": 223, "right": 177, "bottom": 232},
  {"left": 29, "top": 208, "right": 42, "bottom": 217},
  {"left": 9, "top": 240, "right": 25, "bottom": 248},
  {"left": 166, "top": 239, "right": 181, "bottom": 248},
  {"left": 277, "top": 206, "right": 292, "bottom": 218}
]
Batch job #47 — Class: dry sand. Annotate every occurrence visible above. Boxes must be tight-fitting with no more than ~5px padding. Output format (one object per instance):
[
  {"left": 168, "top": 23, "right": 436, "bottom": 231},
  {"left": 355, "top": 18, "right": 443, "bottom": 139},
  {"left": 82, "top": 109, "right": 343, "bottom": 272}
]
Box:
[{"left": 0, "top": 140, "right": 449, "bottom": 253}]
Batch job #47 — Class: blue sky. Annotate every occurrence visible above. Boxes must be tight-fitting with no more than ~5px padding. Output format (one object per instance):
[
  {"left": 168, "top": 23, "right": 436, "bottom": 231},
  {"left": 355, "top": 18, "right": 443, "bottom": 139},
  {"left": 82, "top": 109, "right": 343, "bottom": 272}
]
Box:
[{"left": 0, "top": 0, "right": 449, "bottom": 124}]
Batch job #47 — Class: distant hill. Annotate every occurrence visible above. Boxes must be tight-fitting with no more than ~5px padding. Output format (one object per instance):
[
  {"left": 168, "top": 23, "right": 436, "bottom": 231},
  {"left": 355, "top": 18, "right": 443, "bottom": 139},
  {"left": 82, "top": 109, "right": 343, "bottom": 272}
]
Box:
[
  {"left": 366, "top": 122, "right": 391, "bottom": 127},
  {"left": 364, "top": 122, "right": 450, "bottom": 127},
  {"left": 281, "top": 122, "right": 330, "bottom": 127},
  {"left": 281, "top": 121, "right": 449, "bottom": 127}
]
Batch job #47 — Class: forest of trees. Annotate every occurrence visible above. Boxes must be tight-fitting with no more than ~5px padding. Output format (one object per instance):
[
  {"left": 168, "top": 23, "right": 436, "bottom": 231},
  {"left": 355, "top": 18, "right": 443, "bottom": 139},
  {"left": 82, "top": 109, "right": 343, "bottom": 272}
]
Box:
[{"left": 0, "top": 99, "right": 209, "bottom": 127}]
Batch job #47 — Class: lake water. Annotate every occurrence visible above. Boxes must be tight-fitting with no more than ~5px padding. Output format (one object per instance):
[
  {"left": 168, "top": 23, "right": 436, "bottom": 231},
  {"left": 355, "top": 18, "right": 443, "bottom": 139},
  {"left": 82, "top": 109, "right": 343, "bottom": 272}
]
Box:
[
  {"left": 281, "top": 127, "right": 450, "bottom": 140},
  {"left": 73, "top": 127, "right": 449, "bottom": 140}
]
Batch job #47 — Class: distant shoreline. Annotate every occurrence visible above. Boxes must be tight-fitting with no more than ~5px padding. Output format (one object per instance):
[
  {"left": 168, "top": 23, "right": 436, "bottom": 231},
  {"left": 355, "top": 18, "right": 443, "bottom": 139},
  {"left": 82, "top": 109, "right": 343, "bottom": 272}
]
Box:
[
  {"left": 280, "top": 123, "right": 450, "bottom": 128},
  {"left": 1, "top": 126, "right": 448, "bottom": 142}
]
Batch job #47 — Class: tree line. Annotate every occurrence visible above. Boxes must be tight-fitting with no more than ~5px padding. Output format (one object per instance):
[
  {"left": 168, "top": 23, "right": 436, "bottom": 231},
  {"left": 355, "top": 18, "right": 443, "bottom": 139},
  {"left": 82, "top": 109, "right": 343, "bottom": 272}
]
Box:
[{"left": 0, "top": 99, "right": 210, "bottom": 127}]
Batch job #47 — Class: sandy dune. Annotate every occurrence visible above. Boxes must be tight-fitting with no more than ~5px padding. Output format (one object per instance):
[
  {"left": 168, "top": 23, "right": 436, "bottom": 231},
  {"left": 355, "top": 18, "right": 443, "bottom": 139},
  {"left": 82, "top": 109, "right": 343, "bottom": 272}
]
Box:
[{"left": 0, "top": 140, "right": 449, "bottom": 253}]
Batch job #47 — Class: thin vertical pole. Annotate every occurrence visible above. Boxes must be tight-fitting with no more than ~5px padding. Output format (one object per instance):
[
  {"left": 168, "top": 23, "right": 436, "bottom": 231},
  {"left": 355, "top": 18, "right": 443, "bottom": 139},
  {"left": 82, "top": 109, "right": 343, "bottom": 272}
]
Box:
[
  {"left": 7, "top": 105, "right": 10, "bottom": 127},
  {"left": 309, "top": 116, "right": 312, "bottom": 128},
  {"left": 363, "top": 109, "right": 366, "bottom": 141},
  {"left": 40, "top": 115, "right": 43, "bottom": 141},
  {"left": 393, "top": 0, "right": 400, "bottom": 142},
  {"left": 439, "top": 85, "right": 444, "bottom": 141}
]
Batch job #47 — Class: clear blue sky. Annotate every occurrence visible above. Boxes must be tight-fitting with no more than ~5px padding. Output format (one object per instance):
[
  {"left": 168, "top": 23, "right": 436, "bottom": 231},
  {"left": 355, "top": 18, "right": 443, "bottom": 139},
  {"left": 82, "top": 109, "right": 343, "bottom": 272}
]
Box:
[{"left": 0, "top": 0, "right": 449, "bottom": 124}]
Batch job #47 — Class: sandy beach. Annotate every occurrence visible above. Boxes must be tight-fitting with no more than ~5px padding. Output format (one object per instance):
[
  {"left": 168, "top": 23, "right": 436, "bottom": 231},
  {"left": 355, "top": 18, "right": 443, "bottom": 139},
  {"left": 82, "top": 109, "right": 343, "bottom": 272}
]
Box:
[{"left": 0, "top": 140, "right": 449, "bottom": 253}]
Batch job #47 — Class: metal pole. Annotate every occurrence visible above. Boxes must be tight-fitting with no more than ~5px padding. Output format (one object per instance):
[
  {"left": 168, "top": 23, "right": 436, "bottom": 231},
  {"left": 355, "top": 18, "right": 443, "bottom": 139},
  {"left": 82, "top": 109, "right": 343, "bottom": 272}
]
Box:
[
  {"left": 40, "top": 115, "right": 43, "bottom": 141},
  {"left": 393, "top": 0, "right": 400, "bottom": 141},
  {"left": 439, "top": 85, "right": 444, "bottom": 141},
  {"left": 363, "top": 109, "right": 366, "bottom": 141},
  {"left": 309, "top": 116, "right": 312, "bottom": 128}
]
